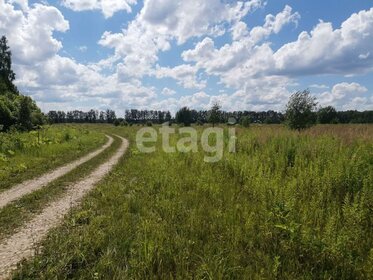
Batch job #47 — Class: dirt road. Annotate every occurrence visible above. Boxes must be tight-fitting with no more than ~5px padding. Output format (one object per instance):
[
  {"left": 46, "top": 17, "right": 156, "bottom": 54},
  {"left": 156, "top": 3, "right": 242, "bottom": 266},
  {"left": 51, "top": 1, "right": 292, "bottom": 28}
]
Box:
[
  {"left": 0, "top": 135, "right": 128, "bottom": 279},
  {"left": 0, "top": 135, "right": 113, "bottom": 209}
]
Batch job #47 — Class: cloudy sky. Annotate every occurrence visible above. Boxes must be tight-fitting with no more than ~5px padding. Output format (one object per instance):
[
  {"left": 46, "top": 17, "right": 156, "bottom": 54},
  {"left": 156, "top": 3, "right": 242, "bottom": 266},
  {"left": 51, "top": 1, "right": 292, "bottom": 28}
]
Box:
[{"left": 1, "top": 0, "right": 373, "bottom": 115}]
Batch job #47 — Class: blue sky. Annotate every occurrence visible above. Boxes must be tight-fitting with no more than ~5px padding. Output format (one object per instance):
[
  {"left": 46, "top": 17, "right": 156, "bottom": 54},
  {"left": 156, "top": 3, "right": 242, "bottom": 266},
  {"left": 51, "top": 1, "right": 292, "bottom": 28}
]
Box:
[{"left": 1, "top": 0, "right": 373, "bottom": 115}]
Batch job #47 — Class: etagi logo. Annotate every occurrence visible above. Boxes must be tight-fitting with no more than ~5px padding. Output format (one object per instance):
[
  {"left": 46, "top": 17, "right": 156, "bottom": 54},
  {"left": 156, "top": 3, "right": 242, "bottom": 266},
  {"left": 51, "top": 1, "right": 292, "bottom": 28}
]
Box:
[{"left": 136, "top": 124, "right": 237, "bottom": 163}]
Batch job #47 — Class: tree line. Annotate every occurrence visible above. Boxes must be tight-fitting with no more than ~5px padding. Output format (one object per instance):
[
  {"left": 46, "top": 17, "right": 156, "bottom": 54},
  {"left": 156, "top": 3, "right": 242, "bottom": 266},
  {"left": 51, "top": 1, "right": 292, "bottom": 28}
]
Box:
[
  {"left": 47, "top": 109, "right": 117, "bottom": 124},
  {"left": 44, "top": 106, "right": 373, "bottom": 127},
  {"left": 174, "top": 107, "right": 285, "bottom": 126}
]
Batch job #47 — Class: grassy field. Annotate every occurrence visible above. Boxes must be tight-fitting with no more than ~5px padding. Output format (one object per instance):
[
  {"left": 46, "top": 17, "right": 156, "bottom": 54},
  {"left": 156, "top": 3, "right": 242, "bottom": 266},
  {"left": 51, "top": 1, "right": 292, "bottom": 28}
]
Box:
[
  {"left": 11, "top": 124, "right": 373, "bottom": 279},
  {"left": 0, "top": 125, "right": 106, "bottom": 191}
]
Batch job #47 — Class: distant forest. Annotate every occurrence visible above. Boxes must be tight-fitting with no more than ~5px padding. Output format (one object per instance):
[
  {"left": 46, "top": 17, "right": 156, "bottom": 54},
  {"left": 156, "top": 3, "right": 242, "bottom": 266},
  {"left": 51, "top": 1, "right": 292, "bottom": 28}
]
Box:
[{"left": 46, "top": 108, "right": 373, "bottom": 125}]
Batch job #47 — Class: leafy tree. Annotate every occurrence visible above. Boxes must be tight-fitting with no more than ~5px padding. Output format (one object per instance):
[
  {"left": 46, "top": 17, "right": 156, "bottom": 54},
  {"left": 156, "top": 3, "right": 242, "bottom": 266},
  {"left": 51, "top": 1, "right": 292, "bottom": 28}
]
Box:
[
  {"left": 31, "top": 111, "right": 45, "bottom": 126},
  {"left": 285, "top": 90, "right": 317, "bottom": 131},
  {"left": 317, "top": 106, "right": 338, "bottom": 124},
  {"left": 87, "top": 109, "right": 97, "bottom": 123},
  {"left": 165, "top": 111, "right": 172, "bottom": 122},
  {"left": 176, "top": 107, "right": 192, "bottom": 126},
  {"left": 208, "top": 102, "right": 221, "bottom": 127},
  {"left": 0, "top": 36, "right": 43, "bottom": 131},
  {"left": 240, "top": 116, "right": 251, "bottom": 127},
  {"left": 113, "top": 118, "right": 121, "bottom": 126},
  {"left": 0, "top": 36, "right": 17, "bottom": 94},
  {"left": 0, "top": 94, "right": 17, "bottom": 130},
  {"left": 18, "top": 95, "right": 33, "bottom": 130},
  {"left": 99, "top": 111, "right": 106, "bottom": 123},
  {"left": 106, "top": 109, "right": 116, "bottom": 124}
]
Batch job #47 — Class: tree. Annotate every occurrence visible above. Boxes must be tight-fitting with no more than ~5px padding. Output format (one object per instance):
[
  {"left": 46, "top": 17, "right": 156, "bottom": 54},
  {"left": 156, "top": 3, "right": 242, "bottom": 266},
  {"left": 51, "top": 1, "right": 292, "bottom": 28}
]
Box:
[
  {"left": 87, "top": 109, "right": 97, "bottom": 123},
  {"left": 165, "top": 111, "right": 171, "bottom": 122},
  {"left": 19, "top": 96, "right": 33, "bottom": 130},
  {"left": 113, "top": 118, "right": 121, "bottom": 126},
  {"left": 208, "top": 102, "right": 221, "bottom": 127},
  {"left": 317, "top": 106, "right": 338, "bottom": 124},
  {"left": 31, "top": 111, "right": 45, "bottom": 126},
  {"left": 0, "top": 36, "right": 43, "bottom": 131},
  {"left": 0, "top": 36, "right": 17, "bottom": 94},
  {"left": 0, "top": 95, "right": 17, "bottom": 131},
  {"left": 99, "top": 111, "right": 106, "bottom": 123},
  {"left": 240, "top": 116, "right": 251, "bottom": 127},
  {"left": 106, "top": 109, "right": 116, "bottom": 124},
  {"left": 175, "top": 107, "right": 192, "bottom": 126},
  {"left": 285, "top": 90, "right": 317, "bottom": 131}
]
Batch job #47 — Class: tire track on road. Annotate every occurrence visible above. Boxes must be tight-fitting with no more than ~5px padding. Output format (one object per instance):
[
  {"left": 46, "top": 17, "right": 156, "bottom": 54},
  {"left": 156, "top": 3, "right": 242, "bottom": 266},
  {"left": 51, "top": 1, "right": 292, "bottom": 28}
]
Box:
[
  {"left": 0, "top": 135, "right": 128, "bottom": 279},
  {"left": 0, "top": 135, "right": 113, "bottom": 209}
]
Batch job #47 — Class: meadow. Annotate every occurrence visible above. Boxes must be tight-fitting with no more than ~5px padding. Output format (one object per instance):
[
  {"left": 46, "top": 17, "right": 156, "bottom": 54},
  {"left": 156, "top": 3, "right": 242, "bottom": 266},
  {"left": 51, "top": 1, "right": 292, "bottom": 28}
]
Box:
[
  {"left": 8, "top": 124, "right": 372, "bottom": 279},
  {"left": 0, "top": 125, "right": 106, "bottom": 191}
]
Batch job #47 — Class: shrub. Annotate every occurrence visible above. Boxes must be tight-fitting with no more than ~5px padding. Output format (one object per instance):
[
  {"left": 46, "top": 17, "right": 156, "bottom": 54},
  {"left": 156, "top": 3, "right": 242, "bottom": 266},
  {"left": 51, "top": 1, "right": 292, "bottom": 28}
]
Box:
[
  {"left": 113, "top": 119, "right": 121, "bottom": 126},
  {"left": 240, "top": 116, "right": 251, "bottom": 127},
  {"left": 120, "top": 120, "right": 129, "bottom": 126}
]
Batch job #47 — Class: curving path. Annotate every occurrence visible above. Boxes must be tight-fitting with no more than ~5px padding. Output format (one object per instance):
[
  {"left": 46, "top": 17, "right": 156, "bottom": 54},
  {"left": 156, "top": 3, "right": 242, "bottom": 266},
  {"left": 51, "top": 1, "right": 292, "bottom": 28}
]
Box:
[
  {"left": 0, "top": 135, "right": 114, "bottom": 209},
  {"left": 0, "top": 135, "right": 128, "bottom": 279}
]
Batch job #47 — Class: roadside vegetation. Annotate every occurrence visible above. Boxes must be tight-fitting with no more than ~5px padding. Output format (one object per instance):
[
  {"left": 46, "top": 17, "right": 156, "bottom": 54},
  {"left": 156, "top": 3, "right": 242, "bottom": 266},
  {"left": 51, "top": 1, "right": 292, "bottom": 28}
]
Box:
[
  {"left": 13, "top": 124, "right": 373, "bottom": 279},
  {"left": 0, "top": 125, "right": 106, "bottom": 191},
  {"left": 0, "top": 133, "right": 120, "bottom": 240}
]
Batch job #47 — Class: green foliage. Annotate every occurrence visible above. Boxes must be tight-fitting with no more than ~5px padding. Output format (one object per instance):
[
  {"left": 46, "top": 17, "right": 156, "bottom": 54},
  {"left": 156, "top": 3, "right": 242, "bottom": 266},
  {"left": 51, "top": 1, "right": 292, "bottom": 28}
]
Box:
[
  {"left": 0, "top": 35, "right": 43, "bottom": 132},
  {"left": 13, "top": 124, "right": 373, "bottom": 279},
  {"left": 317, "top": 106, "right": 338, "bottom": 124},
  {"left": 286, "top": 89, "right": 317, "bottom": 130},
  {"left": 208, "top": 102, "right": 221, "bottom": 126},
  {"left": 31, "top": 110, "right": 46, "bottom": 126},
  {"left": 240, "top": 115, "right": 251, "bottom": 127},
  {"left": 113, "top": 118, "right": 129, "bottom": 127},
  {"left": 105, "top": 109, "right": 116, "bottom": 124},
  {"left": 0, "top": 94, "right": 17, "bottom": 130},
  {"left": 113, "top": 118, "right": 121, "bottom": 126},
  {"left": 0, "top": 93, "right": 44, "bottom": 132},
  {"left": 18, "top": 95, "right": 33, "bottom": 131},
  {"left": 176, "top": 106, "right": 192, "bottom": 126},
  {"left": 0, "top": 35, "right": 17, "bottom": 93}
]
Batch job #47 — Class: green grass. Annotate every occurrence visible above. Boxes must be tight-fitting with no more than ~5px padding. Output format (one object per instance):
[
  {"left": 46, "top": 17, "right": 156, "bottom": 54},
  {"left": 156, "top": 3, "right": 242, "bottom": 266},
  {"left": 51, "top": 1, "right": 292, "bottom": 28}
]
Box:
[
  {"left": 0, "top": 134, "right": 121, "bottom": 240},
  {"left": 0, "top": 124, "right": 106, "bottom": 191},
  {"left": 12, "top": 124, "right": 373, "bottom": 279}
]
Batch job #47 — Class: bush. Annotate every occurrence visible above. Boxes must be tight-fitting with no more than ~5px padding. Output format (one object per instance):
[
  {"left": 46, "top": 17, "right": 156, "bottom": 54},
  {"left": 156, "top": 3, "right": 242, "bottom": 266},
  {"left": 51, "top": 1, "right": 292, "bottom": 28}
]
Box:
[
  {"left": 240, "top": 116, "right": 251, "bottom": 127},
  {"left": 113, "top": 119, "right": 120, "bottom": 126},
  {"left": 120, "top": 120, "right": 129, "bottom": 126},
  {"left": 146, "top": 121, "right": 153, "bottom": 126}
]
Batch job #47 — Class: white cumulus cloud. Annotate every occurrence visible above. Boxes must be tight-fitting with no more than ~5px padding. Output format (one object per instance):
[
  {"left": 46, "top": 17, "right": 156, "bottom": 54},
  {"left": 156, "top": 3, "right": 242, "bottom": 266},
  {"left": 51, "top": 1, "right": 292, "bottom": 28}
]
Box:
[
  {"left": 61, "top": 0, "right": 137, "bottom": 18},
  {"left": 274, "top": 8, "right": 373, "bottom": 76},
  {"left": 319, "top": 82, "right": 371, "bottom": 110}
]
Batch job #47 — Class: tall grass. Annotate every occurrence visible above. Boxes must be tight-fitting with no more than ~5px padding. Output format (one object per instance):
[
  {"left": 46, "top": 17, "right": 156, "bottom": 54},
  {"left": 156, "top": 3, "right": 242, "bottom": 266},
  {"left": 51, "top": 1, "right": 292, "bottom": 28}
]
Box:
[{"left": 14, "top": 124, "right": 373, "bottom": 279}]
